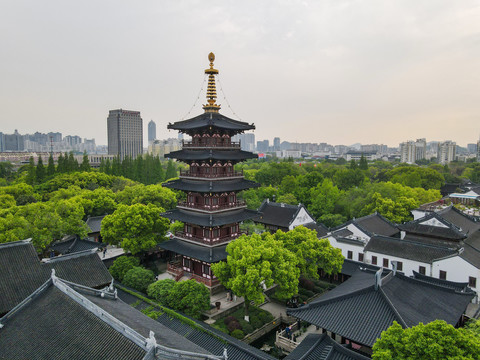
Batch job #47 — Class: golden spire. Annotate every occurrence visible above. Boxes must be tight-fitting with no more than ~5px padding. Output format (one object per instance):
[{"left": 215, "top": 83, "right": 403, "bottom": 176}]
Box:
[{"left": 203, "top": 52, "right": 221, "bottom": 113}]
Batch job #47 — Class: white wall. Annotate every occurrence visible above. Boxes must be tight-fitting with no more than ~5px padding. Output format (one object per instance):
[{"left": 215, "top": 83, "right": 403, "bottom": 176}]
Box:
[{"left": 289, "top": 207, "right": 315, "bottom": 230}]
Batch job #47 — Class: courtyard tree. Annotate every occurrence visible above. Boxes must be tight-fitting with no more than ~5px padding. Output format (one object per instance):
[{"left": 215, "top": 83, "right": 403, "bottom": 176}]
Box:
[
  {"left": 101, "top": 203, "right": 170, "bottom": 254},
  {"left": 372, "top": 320, "right": 480, "bottom": 360},
  {"left": 167, "top": 280, "right": 210, "bottom": 319},
  {"left": 109, "top": 256, "right": 141, "bottom": 282},
  {"left": 212, "top": 233, "right": 300, "bottom": 321}
]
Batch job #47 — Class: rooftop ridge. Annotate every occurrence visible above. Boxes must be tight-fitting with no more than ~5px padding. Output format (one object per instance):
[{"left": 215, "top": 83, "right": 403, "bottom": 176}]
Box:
[
  {"left": 370, "top": 234, "right": 459, "bottom": 251},
  {"left": 392, "top": 271, "right": 475, "bottom": 296},
  {"left": 42, "top": 248, "right": 98, "bottom": 263},
  {"left": 0, "top": 238, "right": 32, "bottom": 249},
  {"left": 378, "top": 285, "right": 408, "bottom": 328}
]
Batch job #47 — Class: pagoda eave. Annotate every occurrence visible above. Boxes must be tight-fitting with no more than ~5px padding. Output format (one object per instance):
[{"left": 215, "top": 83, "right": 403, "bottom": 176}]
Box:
[
  {"left": 165, "top": 149, "right": 258, "bottom": 162},
  {"left": 161, "top": 208, "right": 260, "bottom": 227},
  {"left": 159, "top": 239, "right": 228, "bottom": 263},
  {"left": 162, "top": 178, "right": 260, "bottom": 193},
  {"left": 167, "top": 112, "right": 255, "bottom": 134}
]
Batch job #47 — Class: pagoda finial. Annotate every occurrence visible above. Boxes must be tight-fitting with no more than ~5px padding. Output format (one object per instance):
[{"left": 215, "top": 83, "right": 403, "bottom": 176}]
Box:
[{"left": 203, "top": 52, "right": 221, "bottom": 113}]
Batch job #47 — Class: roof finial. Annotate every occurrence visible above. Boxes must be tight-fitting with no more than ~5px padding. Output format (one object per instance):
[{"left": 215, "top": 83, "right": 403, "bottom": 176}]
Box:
[{"left": 203, "top": 52, "right": 221, "bottom": 113}]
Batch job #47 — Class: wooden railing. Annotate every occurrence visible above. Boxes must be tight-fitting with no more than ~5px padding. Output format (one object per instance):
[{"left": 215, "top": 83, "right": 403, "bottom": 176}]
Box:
[
  {"left": 190, "top": 273, "right": 221, "bottom": 287},
  {"left": 167, "top": 261, "right": 184, "bottom": 281},
  {"left": 182, "top": 141, "right": 241, "bottom": 149},
  {"left": 177, "top": 200, "right": 246, "bottom": 211},
  {"left": 174, "top": 231, "right": 245, "bottom": 246},
  {"left": 275, "top": 322, "right": 300, "bottom": 352},
  {"left": 179, "top": 170, "right": 243, "bottom": 178}
]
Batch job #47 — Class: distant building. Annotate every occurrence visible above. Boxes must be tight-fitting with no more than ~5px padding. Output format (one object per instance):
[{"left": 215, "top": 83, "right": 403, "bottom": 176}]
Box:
[
  {"left": 437, "top": 141, "right": 456, "bottom": 164},
  {"left": 256, "top": 139, "right": 269, "bottom": 152},
  {"left": 0, "top": 132, "right": 4, "bottom": 152},
  {"left": 148, "top": 120, "right": 156, "bottom": 142},
  {"left": 273, "top": 137, "right": 280, "bottom": 151},
  {"left": 399, "top": 138, "right": 426, "bottom": 164},
  {"left": 467, "top": 143, "right": 477, "bottom": 154},
  {"left": 276, "top": 149, "right": 302, "bottom": 159},
  {"left": 4, "top": 130, "right": 24, "bottom": 151},
  {"left": 345, "top": 151, "right": 378, "bottom": 161},
  {"left": 477, "top": 139, "right": 480, "bottom": 161},
  {"left": 232, "top": 133, "right": 255, "bottom": 152},
  {"left": 48, "top": 132, "right": 62, "bottom": 143},
  {"left": 107, "top": 109, "right": 143, "bottom": 160},
  {"left": 148, "top": 138, "right": 181, "bottom": 157},
  {"left": 361, "top": 144, "right": 387, "bottom": 155}
]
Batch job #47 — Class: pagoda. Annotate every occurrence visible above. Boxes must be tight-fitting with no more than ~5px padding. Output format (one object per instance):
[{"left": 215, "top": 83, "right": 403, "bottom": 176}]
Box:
[{"left": 160, "top": 53, "right": 260, "bottom": 293}]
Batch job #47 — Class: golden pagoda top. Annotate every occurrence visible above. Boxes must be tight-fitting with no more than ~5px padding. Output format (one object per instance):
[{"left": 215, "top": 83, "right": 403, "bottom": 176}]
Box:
[{"left": 203, "top": 52, "right": 221, "bottom": 113}]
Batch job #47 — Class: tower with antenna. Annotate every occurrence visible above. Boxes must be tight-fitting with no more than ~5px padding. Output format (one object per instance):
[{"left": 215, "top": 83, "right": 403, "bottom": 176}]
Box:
[{"left": 160, "top": 53, "right": 260, "bottom": 293}]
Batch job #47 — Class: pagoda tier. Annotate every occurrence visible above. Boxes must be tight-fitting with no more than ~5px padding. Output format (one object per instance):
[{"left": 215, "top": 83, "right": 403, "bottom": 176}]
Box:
[
  {"left": 167, "top": 112, "right": 255, "bottom": 136},
  {"left": 160, "top": 52, "right": 259, "bottom": 292},
  {"left": 167, "top": 149, "right": 257, "bottom": 162},
  {"left": 163, "top": 178, "right": 260, "bottom": 193}
]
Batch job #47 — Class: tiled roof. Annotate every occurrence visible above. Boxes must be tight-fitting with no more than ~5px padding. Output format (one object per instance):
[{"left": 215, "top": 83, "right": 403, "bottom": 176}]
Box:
[
  {"left": 353, "top": 213, "right": 399, "bottom": 237},
  {"left": 116, "top": 288, "right": 275, "bottom": 360},
  {"left": 285, "top": 334, "right": 370, "bottom": 360},
  {"left": 0, "top": 240, "right": 112, "bottom": 314},
  {"left": 303, "top": 221, "right": 329, "bottom": 238},
  {"left": 163, "top": 178, "right": 260, "bottom": 193},
  {"left": 364, "top": 235, "right": 458, "bottom": 263},
  {"left": 162, "top": 208, "right": 260, "bottom": 227},
  {"left": 167, "top": 112, "right": 255, "bottom": 132},
  {"left": 254, "top": 201, "right": 301, "bottom": 228},
  {"left": 0, "top": 277, "right": 222, "bottom": 360},
  {"left": 167, "top": 149, "right": 258, "bottom": 162},
  {"left": 86, "top": 215, "right": 106, "bottom": 233},
  {"left": 341, "top": 259, "right": 380, "bottom": 277},
  {"left": 50, "top": 235, "right": 105, "bottom": 254},
  {"left": 411, "top": 271, "right": 470, "bottom": 292},
  {"left": 399, "top": 213, "right": 466, "bottom": 240},
  {"left": 436, "top": 206, "right": 480, "bottom": 235},
  {"left": 159, "top": 239, "right": 227, "bottom": 263},
  {"left": 287, "top": 270, "right": 474, "bottom": 347}
]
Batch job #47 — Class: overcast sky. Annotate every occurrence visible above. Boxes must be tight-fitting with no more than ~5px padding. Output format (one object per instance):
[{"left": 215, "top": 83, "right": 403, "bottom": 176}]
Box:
[{"left": 1, "top": 0, "right": 479, "bottom": 147}]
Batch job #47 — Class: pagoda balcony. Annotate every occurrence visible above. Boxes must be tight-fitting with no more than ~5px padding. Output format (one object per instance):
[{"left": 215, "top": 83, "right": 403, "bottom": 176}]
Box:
[
  {"left": 177, "top": 200, "right": 247, "bottom": 213},
  {"left": 167, "top": 260, "right": 184, "bottom": 281},
  {"left": 179, "top": 170, "right": 244, "bottom": 179},
  {"left": 190, "top": 273, "right": 221, "bottom": 288},
  {"left": 182, "top": 140, "right": 241, "bottom": 149},
  {"left": 174, "top": 231, "right": 246, "bottom": 246}
]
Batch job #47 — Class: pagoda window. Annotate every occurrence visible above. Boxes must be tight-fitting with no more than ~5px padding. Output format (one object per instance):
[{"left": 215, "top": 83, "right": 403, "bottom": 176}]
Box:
[
  {"left": 186, "top": 225, "right": 192, "bottom": 235},
  {"left": 183, "top": 258, "right": 191, "bottom": 269},
  {"left": 229, "top": 194, "right": 235, "bottom": 203},
  {"left": 202, "top": 264, "right": 210, "bottom": 276}
]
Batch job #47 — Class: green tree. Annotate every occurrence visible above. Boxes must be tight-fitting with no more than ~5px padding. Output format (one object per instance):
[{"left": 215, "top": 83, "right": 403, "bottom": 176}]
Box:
[
  {"left": 122, "top": 266, "right": 155, "bottom": 293},
  {"left": 167, "top": 279, "right": 210, "bottom": 319},
  {"left": 0, "top": 194, "right": 16, "bottom": 209},
  {"left": 212, "top": 233, "right": 300, "bottom": 321},
  {"left": 165, "top": 159, "right": 177, "bottom": 180},
  {"left": 101, "top": 203, "right": 170, "bottom": 254},
  {"left": 273, "top": 226, "right": 344, "bottom": 279},
  {"left": 80, "top": 151, "right": 91, "bottom": 172},
  {"left": 47, "top": 154, "right": 56, "bottom": 176},
  {"left": 57, "top": 153, "right": 66, "bottom": 173},
  {"left": 309, "top": 179, "right": 343, "bottom": 220},
  {"left": 359, "top": 155, "right": 368, "bottom": 170},
  {"left": 147, "top": 279, "right": 176, "bottom": 305},
  {"left": 372, "top": 320, "right": 480, "bottom": 360},
  {"left": 25, "top": 157, "right": 36, "bottom": 185},
  {"left": 0, "top": 162, "right": 13, "bottom": 180},
  {"left": 109, "top": 256, "right": 141, "bottom": 282},
  {"left": 35, "top": 155, "right": 46, "bottom": 183}
]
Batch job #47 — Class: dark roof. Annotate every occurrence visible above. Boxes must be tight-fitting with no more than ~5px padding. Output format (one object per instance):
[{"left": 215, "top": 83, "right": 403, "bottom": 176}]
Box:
[
  {"left": 116, "top": 288, "right": 275, "bottom": 360},
  {"left": 341, "top": 259, "right": 380, "bottom": 277},
  {"left": 303, "top": 221, "right": 329, "bottom": 238},
  {"left": 86, "top": 215, "right": 106, "bottom": 233},
  {"left": 162, "top": 208, "right": 260, "bottom": 227},
  {"left": 159, "top": 239, "right": 227, "bottom": 263},
  {"left": 167, "top": 112, "right": 255, "bottom": 133},
  {"left": 331, "top": 228, "right": 354, "bottom": 238},
  {"left": 163, "top": 178, "right": 260, "bottom": 193},
  {"left": 166, "top": 149, "right": 258, "bottom": 162},
  {"left": 0, "top": 277, "right": 220, "bottom": 360},
  {"left": 399, "top": 213, "right": 466, "bottom": 241},
  {"left": 287, "top": 270, "right": 474, "bottom": 347},
  {"left": 460, "top": 241, "right": 480, "bottom": 268},
  {"left": 0, "top": 240, "right": 112, "bottom": 314},
  {"left": 364, "top": 235, "right": 458, "bottom": 263},
  {"left": 353, "top": 213, "right": 399, "bottom": 237},
  {"left": 285, "top": 334, "right": 370, "bottom": 360},
  {"left": 50, "top": 235, "right": 105, "bottom": 255},
  {"left": 254, "top": 201, "right": 314, "bottom": 229},
  {"left": 436, "top": 205, "right": 480, "bottom": 235},
  {"left": 411, "top": 271, "right": 470, "bottom": 292},
  {"left": 440, "top": 183, "right": 461, "bottom": 196}
]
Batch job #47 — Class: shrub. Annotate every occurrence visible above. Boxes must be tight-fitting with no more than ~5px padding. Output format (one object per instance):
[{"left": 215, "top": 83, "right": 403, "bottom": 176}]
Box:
[
  {"left": 227, "top": 320, "right": 242, "bottom": 333},
  {"left": 109, "top": 256, "right": 140, "bottom": 281},
  {"left": 299, "top": 277, "right": 315, "bottom": 291},
  {"left": 122, "top": 266, "right": 155, "bottom": 293},
  {"left": 224, "top": 315, "right": 237, "bottom": 326},
  {"left": 239, "top": 319, "right": 254, "bottom": 334},
  {"left": 147, "top": 279, "right": 176, "bottom": 306},
  {"left": 231, "top": 329, "right": 245, "bottom": 339},
  {"left": 167, "top": 280, "right": 210, "bottom": 319},
  {"left": 258, "top": 311, "right": 274, "bottom": 324},
  {"left": 249, "top": 316, "right": 263, "bottom": 329}
]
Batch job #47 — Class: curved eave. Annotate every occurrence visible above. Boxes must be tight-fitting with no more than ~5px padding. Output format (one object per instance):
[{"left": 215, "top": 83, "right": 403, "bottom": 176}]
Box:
[
  {"left": 161, "top": 208, "right": 260, "bottom": 227},
  {"left": 167, "top": 112, "right": 255, "bottom": 133},
  {"left": 162, "top": 178, "right": 260, "bottom": 193},
  {"left": 166, "top": 149, "right": 258, "bottom": 161}
]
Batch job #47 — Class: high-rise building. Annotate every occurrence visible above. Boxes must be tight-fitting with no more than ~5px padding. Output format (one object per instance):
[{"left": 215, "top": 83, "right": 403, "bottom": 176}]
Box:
[
  {"left": 148, "top": 120, "right": 156, "bottom": 142},
  {"left": 477, "top": 139, "right": 480, "bottom": 162},
  {"left": 107, "top": 109, "right": 143, "bottom": 160},
  {"left": 437, "top": 141, "right": 456, "bottom": 165},
  {"left": 400, "top": 138, "right": 426, "bottom": 164},
  {"left": 4, "top": 130, "right": 24, "bottom": 151},
  {"left": 273, "top": 137, "right": 280, "bottom": 151},
  {"left": 467, "top": 143, "right": 477, "bottom": 154},
  {"left": 0, "top": 132, "right": 4, "bottom": 152},
  {"left": 256, "top": 139, "right": 269, "bottom": 153}
]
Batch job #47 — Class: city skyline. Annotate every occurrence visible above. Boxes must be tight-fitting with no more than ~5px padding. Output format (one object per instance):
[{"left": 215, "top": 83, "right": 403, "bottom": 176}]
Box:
[{"left": 1, "top": 1, "right": 479, "bottom": 147}]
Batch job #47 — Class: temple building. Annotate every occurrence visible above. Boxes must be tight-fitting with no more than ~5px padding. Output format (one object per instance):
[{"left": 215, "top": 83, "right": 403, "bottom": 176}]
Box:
[{"left": 160, "top": 53, "right": 259, "bottom": 293}]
